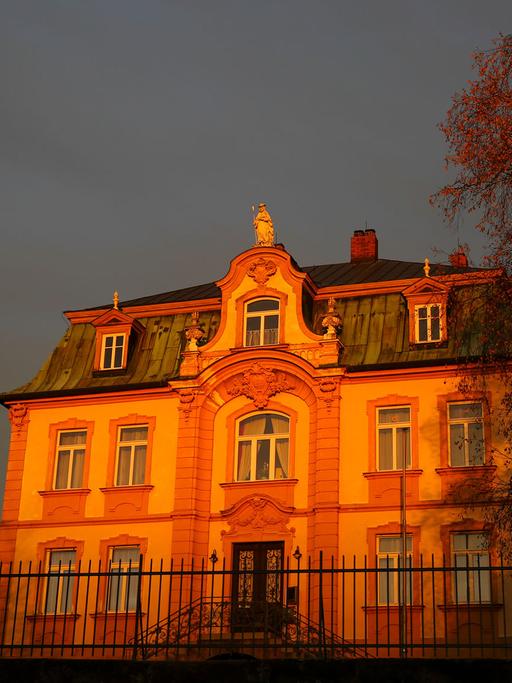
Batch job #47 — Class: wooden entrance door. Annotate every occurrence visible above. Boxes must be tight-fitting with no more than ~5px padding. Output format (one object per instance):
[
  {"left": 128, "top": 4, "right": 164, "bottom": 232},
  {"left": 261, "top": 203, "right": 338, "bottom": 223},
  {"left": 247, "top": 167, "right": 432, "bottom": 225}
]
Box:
[{"left": 231, "top": 541, "right": 284, "bottom": 632}]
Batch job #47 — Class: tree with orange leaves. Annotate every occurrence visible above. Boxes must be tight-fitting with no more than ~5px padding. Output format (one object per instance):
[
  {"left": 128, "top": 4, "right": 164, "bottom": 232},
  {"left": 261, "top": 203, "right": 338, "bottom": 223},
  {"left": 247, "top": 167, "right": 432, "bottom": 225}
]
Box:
[
  {"left": 432, "top": 35, "right": 512, "bottom": 555},
  {"left": 432, "top": 33, "right": 512, "bottom": 269}
]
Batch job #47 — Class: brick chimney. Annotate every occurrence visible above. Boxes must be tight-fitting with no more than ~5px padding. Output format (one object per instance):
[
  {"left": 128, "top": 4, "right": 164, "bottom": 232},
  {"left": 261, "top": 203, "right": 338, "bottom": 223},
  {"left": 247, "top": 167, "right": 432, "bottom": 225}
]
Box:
[
  {"left": 351, "top": 228, "right": 378, "bottom": 262},
  {"left": 449, "top": 248, "right": 468, "bottom": 269}
]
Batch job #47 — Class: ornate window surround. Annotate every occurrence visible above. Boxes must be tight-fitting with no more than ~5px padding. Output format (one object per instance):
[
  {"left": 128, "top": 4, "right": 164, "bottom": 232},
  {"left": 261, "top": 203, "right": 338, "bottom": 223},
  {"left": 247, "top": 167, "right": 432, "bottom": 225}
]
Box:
[
  {"left": 39, "top": 418, "right": 94, "bottom": 520},
  {"left": 402, "top": 278, "right": 449, "bottom": 345},
  {"left": 224, "top": 401, "right": 298, "bottom": 486},
  {"left": 90, "top": 308, "right": 144, "bottom": 373}
]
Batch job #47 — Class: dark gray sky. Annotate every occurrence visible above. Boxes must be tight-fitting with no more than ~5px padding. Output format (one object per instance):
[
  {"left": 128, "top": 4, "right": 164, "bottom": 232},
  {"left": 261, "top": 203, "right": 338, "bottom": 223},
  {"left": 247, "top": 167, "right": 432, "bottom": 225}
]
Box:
[{"left": 1, "top": 1, "right": 511, "bottom": 502}]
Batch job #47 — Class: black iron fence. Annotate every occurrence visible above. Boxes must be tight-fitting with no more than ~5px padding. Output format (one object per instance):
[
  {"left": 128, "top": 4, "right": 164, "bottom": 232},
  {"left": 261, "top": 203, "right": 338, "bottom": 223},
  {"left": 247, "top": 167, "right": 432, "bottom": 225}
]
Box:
[{"left": 1, "top": 554, "right": 511, "bottom": 660}]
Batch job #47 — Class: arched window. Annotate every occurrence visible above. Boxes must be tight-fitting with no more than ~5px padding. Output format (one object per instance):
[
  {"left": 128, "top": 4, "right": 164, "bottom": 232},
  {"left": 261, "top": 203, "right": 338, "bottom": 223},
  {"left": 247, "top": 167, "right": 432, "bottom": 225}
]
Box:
[
  {"left": 236, "top": 413, "right": 289, "bottom": 481},
  {"left": 244, "top": 299, "right": 280, "bottom": 346}
]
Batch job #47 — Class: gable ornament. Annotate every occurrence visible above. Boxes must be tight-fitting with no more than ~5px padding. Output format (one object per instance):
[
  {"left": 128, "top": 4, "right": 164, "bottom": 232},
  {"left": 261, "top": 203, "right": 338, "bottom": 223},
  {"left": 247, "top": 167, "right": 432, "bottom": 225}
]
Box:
[
  {"left": 228, "top": 362, "right": 294, "bottom": 408},
  {"left": 247, "top": 257, "right": 277, "bottom": 286}
]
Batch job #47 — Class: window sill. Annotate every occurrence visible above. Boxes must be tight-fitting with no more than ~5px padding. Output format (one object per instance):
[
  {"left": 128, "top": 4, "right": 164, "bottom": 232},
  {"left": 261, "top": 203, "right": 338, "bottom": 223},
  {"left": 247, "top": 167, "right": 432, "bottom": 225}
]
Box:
[
  {"left": 27, "top": 613, "right": 81, "bottom": 621},
  {"left": 436, "top": 465, "right": 495, "bottom": 475},
  {"left": 438, "top": 603, "right": 502, "bottom": 612},
  {"left": 363, "top": 469, "right": 423, "bottom": 478},
  {"left": 363, "top": 604, "right": 423, "bottom": 612},
  {"left": 38, "top": 488, "right": 91, "bottom": 521},
  {"left": 230, "top": 343, "right": 289, "bottom": 353},
  {"left": 221, "top": 478, "right": 298, "bottom": 488},
  {"left": 90, "top": 611, "right": 145, "bottom": 619},
  {"left": 92, "top": 368, "right": 127, "bottom": 377},
  {"left": 100, "top": 485, "right": 154, "bottom": 518}
]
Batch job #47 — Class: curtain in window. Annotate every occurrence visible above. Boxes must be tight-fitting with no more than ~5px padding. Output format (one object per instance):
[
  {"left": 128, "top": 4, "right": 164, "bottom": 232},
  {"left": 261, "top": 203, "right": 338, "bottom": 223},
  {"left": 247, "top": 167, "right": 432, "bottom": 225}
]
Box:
[
  {"left": 120, "top": 427, "right": 148, "bottom": 442},
  {"left": 46, "top": 550, "right": 75, "bottom": 614},
  {"left": 239, "top": 415, "right": 267, "bottom": 436},
  {"left": 378, "top": 429, "right": 393, "bottom": 470},
  {"left": 268, "top": 414, "right": 289, "bottom": 434},
  {"left": 237, "top": 442, "right": 251, "bottom": 481},
  {"left": 116, "top": 446, "right": 132, "bottom": 486},
  {"left": 132, "top": 445, "right": 146, "bottom": 484},
  {"left": 275, "top": 439, "right": 289, "bottom": 478},
  {"left": 108, "top": 547, "right": 140, "bottom": 612}
]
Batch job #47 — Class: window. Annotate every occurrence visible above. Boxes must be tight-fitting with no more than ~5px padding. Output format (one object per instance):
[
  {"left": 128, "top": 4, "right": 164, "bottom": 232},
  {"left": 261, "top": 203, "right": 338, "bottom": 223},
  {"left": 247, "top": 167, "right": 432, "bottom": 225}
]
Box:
[
  {"left": 236, "top": 413, "right": 289, "bottom": 481},
  {"left": 108, "top": 546, "right": 140, "bottom": 612},
  {"left": 415, "top": 304, "right": 442, "bottom": 342},
  {"left": 244, "top": 299, "right": 279, "bottom": 346},
  {"left": 101, "top": 334, "right": 126, "bottom": 370},
  {"left": 448, "top": 402, "right": 484, "bottom": 466},
  {"left": 377, "top": 407, "right": 411, "bottom": 471},
  {"left": 377, "top": 536, "right": 412, "bottom": 605},
  {"left": 452, "top": 533, "right": 490, "bottom": 603},
  {"left": 54, "top": 430, "right": 86, "bottom": 489},
  {"left": 115, "top": 426, "right": 148, "bottom": 486},
  {"left": 45, "top": 549, "right": 76, "bottom": 614}
]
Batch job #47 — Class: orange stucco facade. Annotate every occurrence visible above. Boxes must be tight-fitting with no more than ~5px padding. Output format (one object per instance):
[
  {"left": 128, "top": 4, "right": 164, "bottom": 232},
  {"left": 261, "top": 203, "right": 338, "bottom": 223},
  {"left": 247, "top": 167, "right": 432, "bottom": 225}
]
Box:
[{"left": 0, "top": 236, "right": 506, "bottom": 653}]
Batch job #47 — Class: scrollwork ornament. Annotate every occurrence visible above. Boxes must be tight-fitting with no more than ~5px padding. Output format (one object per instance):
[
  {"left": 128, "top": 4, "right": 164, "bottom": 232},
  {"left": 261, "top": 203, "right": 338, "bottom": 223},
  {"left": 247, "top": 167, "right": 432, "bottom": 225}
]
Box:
[
  {"left": 228, "top": 362, "right": 294, "bottom": 408},
  {"left": 318, "top": 378, "right": 338, "bottom": 414},
  {"left": 247, "top": 257, "right": 277, "bottom": 286},
  {"left": 177, "top": 389, "right": 197, "bottom": 421}
]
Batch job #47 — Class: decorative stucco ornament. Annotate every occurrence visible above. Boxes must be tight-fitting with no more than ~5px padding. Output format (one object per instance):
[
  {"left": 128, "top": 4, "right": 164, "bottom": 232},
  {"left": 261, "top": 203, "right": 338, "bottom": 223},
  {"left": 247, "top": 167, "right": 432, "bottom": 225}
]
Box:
[
  {"left": 8, "top": 404, "right": 28, "bottom": 431},
  {"left": 228, "top": 362, "right": 294, "bottom": 408},
  {"left": 321, "top": 297, "right": 342, "bottom": 339},
  {"left": 247, "top": 257, "right": 277, "bottom": 286},
  {"left": 252, "top": 203, "right": 275, "bottom": 247}
]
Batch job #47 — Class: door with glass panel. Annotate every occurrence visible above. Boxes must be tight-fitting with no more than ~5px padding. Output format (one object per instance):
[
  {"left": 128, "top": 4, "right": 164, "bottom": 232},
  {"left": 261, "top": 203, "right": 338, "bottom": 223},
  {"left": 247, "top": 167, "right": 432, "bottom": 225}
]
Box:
[{"left": 231, "top": 542, "right": 284, "bottom": 632}]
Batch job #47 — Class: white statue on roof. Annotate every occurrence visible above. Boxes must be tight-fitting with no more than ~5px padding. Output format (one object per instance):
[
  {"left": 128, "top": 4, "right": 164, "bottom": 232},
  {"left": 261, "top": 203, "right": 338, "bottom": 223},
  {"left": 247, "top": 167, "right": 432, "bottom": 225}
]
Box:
[{"left": 253, "top": 203, "right": 275, "bottom": 247}]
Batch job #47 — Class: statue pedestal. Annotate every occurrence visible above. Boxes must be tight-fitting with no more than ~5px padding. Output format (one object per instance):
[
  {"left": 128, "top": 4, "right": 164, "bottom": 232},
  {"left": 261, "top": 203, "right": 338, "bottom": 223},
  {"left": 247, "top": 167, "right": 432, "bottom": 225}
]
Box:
[
  {"left": 180, "top": 350, "right": 201, "bottom": 377},
  {"left": 318, "top": 339, "right": 343, "bottom": 367}
]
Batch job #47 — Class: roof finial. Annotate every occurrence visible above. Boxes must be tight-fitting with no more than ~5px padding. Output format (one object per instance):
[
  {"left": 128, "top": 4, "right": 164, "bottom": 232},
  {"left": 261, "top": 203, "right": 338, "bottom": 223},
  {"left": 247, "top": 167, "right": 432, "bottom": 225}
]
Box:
[
  {"left": 113, "top": 290, "right": 119, "bottom": 310},
  {"left": 423, "top": 258, "right": 430, "bottom": 277}
]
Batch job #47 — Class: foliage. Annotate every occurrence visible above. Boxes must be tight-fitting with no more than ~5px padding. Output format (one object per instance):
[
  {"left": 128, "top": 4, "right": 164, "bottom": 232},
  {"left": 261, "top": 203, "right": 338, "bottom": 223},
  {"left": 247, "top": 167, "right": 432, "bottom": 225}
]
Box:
[
  {"left": 432, "top": 34, "right": 512, "bottom": 556},
  {"left": 431, "top": 34, "right": 512, "bottom": 270}
]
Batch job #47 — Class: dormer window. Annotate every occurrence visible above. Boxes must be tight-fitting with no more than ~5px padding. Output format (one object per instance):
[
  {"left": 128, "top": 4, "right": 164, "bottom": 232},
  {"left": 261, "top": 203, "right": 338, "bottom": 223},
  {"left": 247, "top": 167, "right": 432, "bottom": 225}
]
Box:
[
  {"left": 101, "top": 333, "right": 126, "bottom": 370},
  {"left": 402, "top": 277, "right": 449, "bottom": 346},
  {"left": 91, "top": 306, "right": 144, "bottom": 373},
  {"left": 415, "top": 304, "right": 442, "bottom": 343},
  {"left": 244, "top": 299, "right": 279, "bottom": 346}
]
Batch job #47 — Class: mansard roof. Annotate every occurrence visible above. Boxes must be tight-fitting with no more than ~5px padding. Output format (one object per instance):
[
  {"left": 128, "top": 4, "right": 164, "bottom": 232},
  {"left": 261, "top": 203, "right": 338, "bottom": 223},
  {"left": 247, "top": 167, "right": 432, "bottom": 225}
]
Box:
[
  {"left": 1, "top": 253, "right": 492, "bottom": 402},
  {"left": 82, "top": 258, "right": 478, "bottom": 311}
]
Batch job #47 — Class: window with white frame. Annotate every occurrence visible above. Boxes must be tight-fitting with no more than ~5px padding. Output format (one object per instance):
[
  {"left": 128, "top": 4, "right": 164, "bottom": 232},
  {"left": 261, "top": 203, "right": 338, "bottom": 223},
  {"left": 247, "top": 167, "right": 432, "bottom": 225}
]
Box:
[
  {"left": 452, "top": 532, "right": 490, "bottom": 603},
  {"left": 108, "top": 546, "right": 140, "bottom": 612},
  {"left": 115, "top": 426, "right": 148, "bottom": 486},
  {"left": 236, "top": 413, "right": 289, "bottom": 481},
  {"left": 448, "top": 402, "right": 485, "bottom": 466},
  {"left": 54, "top": 430, "right": 86, "bottom": 489},
  {"left": 377, "top": 407, "right": 411, "bottom": 471},
  {"left": 101, "top": 333, "right": 126, "bottom": 370},
  {"left": 377, "top": 536, "right": 412, "bottom": 605},
  {"left": 45, "top": 549, "right": 76, "bottom": 614},
  {"left": 244, "top": 299, "right": 280, "bottom": 346},
  {"left": 415, "top": 304, "right": 442, "bottom": 342}
]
